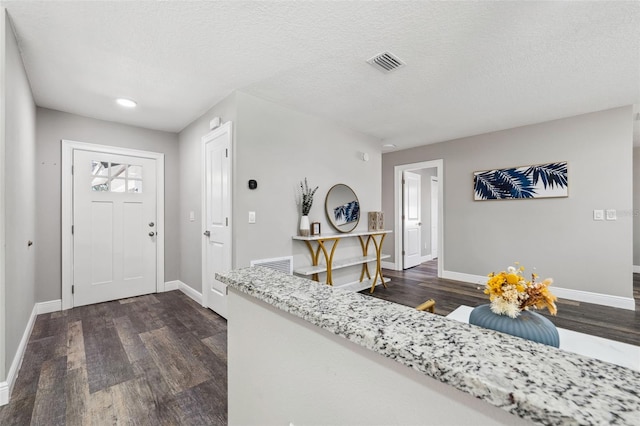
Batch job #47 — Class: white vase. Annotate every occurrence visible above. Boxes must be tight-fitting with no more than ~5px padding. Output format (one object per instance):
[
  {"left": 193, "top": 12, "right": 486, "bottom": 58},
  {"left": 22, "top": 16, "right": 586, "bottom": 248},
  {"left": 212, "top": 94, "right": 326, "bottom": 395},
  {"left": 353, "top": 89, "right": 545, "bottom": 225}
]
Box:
[{"left": 299, "top": 215, "right": 310, "bottom": 236}]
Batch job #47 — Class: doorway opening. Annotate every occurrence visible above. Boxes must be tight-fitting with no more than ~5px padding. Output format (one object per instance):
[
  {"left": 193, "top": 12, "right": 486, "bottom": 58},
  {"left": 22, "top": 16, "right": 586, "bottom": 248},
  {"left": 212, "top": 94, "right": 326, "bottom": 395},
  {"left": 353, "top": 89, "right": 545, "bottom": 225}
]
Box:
[{"left": 393, "top": 159, "right": 443, "bottom": 277}]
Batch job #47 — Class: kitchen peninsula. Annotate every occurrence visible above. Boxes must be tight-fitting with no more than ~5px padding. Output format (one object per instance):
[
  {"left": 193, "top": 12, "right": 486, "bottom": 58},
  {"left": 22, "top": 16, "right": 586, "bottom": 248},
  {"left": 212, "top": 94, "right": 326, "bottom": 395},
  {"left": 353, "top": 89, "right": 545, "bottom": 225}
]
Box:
[{"left": 218, "top": 267, "right": 640, "bottom": 425}]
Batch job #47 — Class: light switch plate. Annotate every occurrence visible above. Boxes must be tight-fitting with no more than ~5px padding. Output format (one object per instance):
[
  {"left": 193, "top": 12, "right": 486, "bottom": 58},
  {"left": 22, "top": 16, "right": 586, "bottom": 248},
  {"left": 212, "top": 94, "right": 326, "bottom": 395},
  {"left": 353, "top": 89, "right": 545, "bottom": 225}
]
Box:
[
  {"left": 606, "top": 209, "right": 617, "bottom": 221},
  {"left": 249, "top": 211, "right": 256, "bottom": 223},
  {"left": 189, "top": 211, "right": 195, "bottom": 222},
  {"left": 593, "top": 210, "right": 604, "bottom": 221}
]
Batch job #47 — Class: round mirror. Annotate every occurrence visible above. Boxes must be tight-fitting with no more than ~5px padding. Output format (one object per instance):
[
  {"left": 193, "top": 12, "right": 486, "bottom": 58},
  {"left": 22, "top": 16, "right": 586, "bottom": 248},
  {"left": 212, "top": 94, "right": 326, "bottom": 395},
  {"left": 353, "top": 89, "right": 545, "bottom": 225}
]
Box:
[{"left": 325, "top": 184, "right": 360, "bottom": 233}]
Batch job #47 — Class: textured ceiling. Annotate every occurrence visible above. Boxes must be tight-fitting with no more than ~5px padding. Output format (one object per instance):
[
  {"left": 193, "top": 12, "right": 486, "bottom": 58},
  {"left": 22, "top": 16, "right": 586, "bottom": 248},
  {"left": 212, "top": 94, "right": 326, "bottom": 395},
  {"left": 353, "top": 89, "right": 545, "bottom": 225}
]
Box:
[{"left": 2, "top": 1, "right": 639, "bottom": 149}]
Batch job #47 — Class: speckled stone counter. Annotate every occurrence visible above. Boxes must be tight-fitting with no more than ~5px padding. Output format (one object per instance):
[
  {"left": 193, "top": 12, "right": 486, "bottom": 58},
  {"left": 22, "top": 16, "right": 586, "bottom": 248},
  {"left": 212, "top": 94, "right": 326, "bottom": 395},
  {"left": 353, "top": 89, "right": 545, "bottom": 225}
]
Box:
[{"left": 216, "top": 267, "right": 640, "bottom": 425}]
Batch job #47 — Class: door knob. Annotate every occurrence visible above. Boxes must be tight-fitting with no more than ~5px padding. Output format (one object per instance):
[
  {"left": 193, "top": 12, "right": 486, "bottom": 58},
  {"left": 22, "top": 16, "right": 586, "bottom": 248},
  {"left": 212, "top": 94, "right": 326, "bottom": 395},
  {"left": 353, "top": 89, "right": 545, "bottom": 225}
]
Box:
[
  {"left": 203, "top": 230, "right": 211, "bottom": 237},
  {"left": 418, "top": 222, "right": 422, "bottom": 226},
  {"left": 149, "top": 232, "right": 155, "bottom": 237},
  {"left": 149, "top": 222, "right": 155, "bottom": 227}
]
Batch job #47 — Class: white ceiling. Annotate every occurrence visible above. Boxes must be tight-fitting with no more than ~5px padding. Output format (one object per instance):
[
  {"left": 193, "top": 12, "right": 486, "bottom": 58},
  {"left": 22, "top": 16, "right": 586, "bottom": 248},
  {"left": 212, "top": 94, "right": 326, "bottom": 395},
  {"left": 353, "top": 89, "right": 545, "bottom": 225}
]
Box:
[{"left": 2, "top": 1, "right": 639, "bottom": 150}]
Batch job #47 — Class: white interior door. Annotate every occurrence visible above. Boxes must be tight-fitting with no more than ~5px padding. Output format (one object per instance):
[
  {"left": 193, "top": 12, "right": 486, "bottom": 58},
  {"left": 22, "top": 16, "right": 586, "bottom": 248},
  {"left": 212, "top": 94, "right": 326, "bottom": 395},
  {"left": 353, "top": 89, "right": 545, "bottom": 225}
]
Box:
[
  {"left": 403, "top": 171, "right": 422, "bottom": 269},
  {"left": 73, "top": 150, "right": 157, "bottom": 306},
  {"left": 431, "top": 176, "right": 438, "bottom": 259},
  {"left": 203, "top": 122, "right": 232, "bottom": 319}
]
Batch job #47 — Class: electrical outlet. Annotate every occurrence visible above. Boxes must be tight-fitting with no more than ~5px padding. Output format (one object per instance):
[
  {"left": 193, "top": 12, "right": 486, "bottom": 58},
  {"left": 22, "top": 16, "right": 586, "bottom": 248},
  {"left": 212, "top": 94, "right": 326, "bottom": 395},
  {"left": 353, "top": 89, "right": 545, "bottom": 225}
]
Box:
[
  {"left": 249, "top": 211, "right": 256, "bottom": 223},
  {"left": 593, "top": 210, "right": 604, "bottom": 221}
]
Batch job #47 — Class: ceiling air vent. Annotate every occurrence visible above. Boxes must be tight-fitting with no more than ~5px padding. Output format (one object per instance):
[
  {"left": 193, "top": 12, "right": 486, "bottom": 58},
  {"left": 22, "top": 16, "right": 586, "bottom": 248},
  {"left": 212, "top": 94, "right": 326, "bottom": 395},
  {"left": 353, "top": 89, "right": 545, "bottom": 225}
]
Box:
[{"left": 367, "top": 51, "right": 405, "bottom": 73}]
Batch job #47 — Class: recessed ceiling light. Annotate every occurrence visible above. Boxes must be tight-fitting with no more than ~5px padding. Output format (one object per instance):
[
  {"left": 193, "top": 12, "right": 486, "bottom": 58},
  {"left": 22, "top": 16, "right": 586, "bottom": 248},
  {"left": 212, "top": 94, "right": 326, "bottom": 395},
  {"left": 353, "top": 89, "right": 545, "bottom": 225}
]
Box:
[
  {"left": 382, "top": 143, "right": 397, "bottom": 150},
  {"left": 116, "top": 98, "right": 137, "bottom": 108}
]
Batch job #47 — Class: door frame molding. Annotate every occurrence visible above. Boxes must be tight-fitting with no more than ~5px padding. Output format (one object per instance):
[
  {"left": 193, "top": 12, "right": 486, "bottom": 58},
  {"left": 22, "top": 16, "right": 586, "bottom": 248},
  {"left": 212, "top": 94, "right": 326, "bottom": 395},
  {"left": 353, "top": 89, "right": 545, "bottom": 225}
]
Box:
[
  {"left": 201, "top": 122, "right": 233, "bottom": 309},
  {"left": 430, "top": 175, "right": 438, "bottom": 258},
  {"left": 393, "top": 159, "right": 443, "bottom": 276},
  {"left": 61, "top": 140, "right": 165, "bottom": 310}
]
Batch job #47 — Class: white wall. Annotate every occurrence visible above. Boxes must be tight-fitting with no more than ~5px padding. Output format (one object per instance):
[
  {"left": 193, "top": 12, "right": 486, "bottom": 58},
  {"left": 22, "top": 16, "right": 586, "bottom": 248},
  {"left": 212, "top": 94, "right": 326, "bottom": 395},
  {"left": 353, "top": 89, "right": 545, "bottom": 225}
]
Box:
[
  {"left": 35, "top": 108, "right": 180, "bottom": 302},
  {"left": 383, "top": 107, "right": 634, "bottom": 299},
  {"left": 2, "top": 10, "right": 37, "bottom": 377},
  {"left": 228, "top": 289, "right": 528, "bottom": 425},
  {"left": 177, "top": 91, "right": 382, "bottom": 292},
  {"left": 234, "top": 92, "right": 382, "bottom": 284}
]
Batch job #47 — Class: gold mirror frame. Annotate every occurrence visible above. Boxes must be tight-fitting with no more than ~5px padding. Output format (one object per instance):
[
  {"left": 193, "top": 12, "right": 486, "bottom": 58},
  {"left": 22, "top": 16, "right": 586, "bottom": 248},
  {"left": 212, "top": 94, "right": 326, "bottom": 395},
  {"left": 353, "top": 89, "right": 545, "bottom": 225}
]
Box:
[{"left": 325, "top": 184, "right": 360, "bottom": 233}]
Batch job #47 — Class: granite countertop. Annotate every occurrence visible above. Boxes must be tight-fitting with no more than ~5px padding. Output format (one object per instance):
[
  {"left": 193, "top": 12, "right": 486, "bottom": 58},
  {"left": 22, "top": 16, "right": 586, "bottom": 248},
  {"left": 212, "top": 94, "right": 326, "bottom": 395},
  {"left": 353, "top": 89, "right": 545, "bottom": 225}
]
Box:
[{"left": 216, "top": 267, "right": 640, "bottom": 426}]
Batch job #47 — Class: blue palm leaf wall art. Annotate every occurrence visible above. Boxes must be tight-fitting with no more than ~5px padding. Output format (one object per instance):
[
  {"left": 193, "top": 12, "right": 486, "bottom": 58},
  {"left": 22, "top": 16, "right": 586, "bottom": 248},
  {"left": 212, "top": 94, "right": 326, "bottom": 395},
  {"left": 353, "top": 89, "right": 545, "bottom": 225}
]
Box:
[
  {"left": 524, "top": 162, "right": 568, "bottom": 189},
  {"left": 473, "top": 161, "right": 568, "bottom": 200},
  {"left": 334, "top": 200, "right": 360, "bottom": 225}
]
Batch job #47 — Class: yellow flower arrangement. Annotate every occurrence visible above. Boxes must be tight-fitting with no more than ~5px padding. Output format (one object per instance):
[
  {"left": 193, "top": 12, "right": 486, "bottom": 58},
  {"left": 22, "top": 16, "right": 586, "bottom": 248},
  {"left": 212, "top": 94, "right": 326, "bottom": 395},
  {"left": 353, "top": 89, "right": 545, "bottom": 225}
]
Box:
[{"left": 484, "top": 263, "right": 557, "bottom": 318}]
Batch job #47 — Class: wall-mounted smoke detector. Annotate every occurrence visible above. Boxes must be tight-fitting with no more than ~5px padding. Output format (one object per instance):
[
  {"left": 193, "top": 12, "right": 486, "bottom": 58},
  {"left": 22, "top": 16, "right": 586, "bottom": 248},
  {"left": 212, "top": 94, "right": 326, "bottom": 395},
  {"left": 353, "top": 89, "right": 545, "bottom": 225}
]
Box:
[{"left": 367, "top": 51, "right": 405, "bottom": 73}]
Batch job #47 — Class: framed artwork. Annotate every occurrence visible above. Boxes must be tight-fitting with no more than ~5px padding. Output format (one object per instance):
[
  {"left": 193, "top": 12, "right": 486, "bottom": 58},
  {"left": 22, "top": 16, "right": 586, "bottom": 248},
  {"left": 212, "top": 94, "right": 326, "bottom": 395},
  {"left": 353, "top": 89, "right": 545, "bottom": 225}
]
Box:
[
  {"left": 473, "top": 161, "right": 568, "bottom": 200},
  {"left": 311, "top": 222, "right": 321, "bottom": 235},
  {"left": 333, "top": 200, "right": 360, "bottom": 225}
]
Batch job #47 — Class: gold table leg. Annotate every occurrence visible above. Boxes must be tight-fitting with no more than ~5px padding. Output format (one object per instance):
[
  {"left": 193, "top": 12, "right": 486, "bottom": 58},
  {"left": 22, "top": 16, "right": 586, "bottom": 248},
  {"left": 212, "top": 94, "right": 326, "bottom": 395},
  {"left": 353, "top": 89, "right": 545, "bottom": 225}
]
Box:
[
  {"left": 304, "top": 238, "right": 340, "bottom": 286},
  {"left": 317, "top": 238, "right": 339, "bottom": 285},
  {"left": 304, "top": 240, "right": 323, "bottom": 282},
  {"left": 358, "top": 236, "right": 372, "bottom": 282},
  {"left": 368, "top": 233, "right": 387, "bottom": 293}
]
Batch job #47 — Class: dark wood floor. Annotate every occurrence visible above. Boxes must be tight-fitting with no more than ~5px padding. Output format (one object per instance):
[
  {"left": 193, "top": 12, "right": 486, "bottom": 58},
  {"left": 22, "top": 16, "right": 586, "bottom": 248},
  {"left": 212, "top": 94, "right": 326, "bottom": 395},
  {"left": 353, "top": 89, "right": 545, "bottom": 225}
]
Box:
[
  {"left": 360, "top": 260, "right": 640, "bottom": 346},
  {"left": 0, "top": 291, "right": 227, "bottom": 425}
]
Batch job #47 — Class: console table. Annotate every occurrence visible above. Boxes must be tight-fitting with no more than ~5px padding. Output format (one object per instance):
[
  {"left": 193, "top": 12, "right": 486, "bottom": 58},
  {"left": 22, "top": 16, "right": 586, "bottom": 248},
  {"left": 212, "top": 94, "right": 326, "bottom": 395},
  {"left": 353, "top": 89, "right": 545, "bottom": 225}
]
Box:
[{"left": 292, "top": 230, "right": 391, "bottom": 293}]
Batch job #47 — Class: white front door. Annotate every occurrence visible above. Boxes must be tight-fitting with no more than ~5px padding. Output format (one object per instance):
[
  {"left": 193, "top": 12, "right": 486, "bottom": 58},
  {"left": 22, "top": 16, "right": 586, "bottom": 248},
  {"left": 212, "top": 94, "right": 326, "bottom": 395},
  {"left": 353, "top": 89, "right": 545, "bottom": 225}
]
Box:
[
  {"left": 431, "top": 176, "right": 439, "bottom": 259},
  {"left": 202, "top": 122, "right": 232, "bottom": 319},
  {"left": 73, "top": 150, "right": 157, "bottom": 306},
  {"left": 403, "top": 171, "right": 422, "bottom": 269}
]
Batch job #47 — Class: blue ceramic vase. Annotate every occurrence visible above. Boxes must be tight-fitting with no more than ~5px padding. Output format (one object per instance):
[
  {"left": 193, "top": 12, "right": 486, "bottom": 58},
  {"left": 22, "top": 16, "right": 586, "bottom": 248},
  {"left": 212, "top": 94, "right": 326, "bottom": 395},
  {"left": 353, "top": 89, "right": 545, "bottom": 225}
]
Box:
[{"left": 469, "top": 304, "right": 560, "bottom": 347}]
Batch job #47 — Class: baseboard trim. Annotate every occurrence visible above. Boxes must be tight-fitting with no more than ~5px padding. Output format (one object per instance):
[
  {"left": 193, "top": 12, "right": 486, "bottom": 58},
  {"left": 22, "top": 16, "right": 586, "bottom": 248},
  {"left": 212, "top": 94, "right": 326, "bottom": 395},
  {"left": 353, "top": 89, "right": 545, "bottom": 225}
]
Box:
[
  {"left": 551, "top": 287, "right": 636, "bottom": 311},
  {"left": 1, "top": 303, "right": 39, "bottom": 406},
  {"left": 163, "top": 280, "right": 180, "bottom": 292},
  {"left": 180, "top": 282, "right": 203, "bottom": 304},
  {"left": 420, "top": 255, "right": 433, "bottom": 264},
  {"left": 36, "top": 299, "right": 62, "bottom": 315},
  {"left": 167, "top": 280, "right": 203, "bottom": 305},
  {"left": 442, "top": 270, "right": 635, "bottom": 311},
  {"left": 0, "top": 381, "right": 8, "bottom": 406},
  {"left": 381, "top": 260, "right": 399, "bottom": 271},
  {"left": 633, "top": 265, "right": 640, "bottom": 274},
  {"left": 441, "top": 271, "right": 487, "bottom": 287}
]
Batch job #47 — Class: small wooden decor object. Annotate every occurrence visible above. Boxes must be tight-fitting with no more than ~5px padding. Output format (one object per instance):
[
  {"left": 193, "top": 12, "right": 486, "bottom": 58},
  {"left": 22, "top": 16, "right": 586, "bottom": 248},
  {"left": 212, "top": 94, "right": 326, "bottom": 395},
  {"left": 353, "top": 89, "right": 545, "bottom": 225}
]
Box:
[
  {"left": 368, "top": 212, "right": 384, "bottom": 231},
  {"left": 311, "top": 222, "right": 321, "bottom": 235}
]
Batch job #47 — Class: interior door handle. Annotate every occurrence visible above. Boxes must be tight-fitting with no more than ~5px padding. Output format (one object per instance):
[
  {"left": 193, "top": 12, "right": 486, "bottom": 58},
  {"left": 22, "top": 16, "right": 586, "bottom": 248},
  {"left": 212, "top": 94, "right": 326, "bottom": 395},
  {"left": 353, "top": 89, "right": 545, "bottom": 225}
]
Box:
[
  {"left": 149, "top": 232, "right": 155, "bottom": 237},
  {"left": 418, "top": 222, "right": 422, "bottom": 226},
  {"left": 203, "top": 230, "right": 211, "bottom": 237}
]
